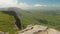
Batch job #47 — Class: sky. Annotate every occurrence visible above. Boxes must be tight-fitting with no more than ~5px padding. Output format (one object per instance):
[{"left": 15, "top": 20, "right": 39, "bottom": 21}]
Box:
[
  {"left": 18, "top": 0, "right": 60, "bottom": 5},
  {"left": 0, "top": 0, "right": 60, "bottom": 9}
]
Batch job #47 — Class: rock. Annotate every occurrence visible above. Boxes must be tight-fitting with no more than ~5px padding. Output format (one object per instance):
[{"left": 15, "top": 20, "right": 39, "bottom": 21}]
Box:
[
  {"left": 18, "top": 25, "right": 60, "bottom": 34},
  {"left": 5, "top": 32, "right": 9, "bottom": 34},
  {"left": 0, "top": 31, "right": 9, "bottom": 34},
  {"left": 18, "top": 25, "right": 47, "bottom": 34},
  {"left": 0, "top": 31, "right": 5, "bottom": 34},
  {"left": 47, "top": 29, "right": 60, "bottom": 34},
  {"left": 19, "top": 25, "right": 34, "bottom": 33}
]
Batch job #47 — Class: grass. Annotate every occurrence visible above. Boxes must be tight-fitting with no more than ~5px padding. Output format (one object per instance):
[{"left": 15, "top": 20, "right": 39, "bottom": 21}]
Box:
[
  {"left": 0, "top": 10, "right": 60, "bottom": 34},
  {"left": 20, "top": 10, "right": 60, "bottom": 31},
  {"left": 0, "top": 12, "right": 18, "bottom": 34}
]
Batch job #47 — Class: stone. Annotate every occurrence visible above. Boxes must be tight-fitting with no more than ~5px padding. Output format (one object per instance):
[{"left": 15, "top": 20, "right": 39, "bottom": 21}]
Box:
[
  {"left": 0, "top": 31, "right": 5, "bottom": 34},
  {"left": 18, "top": 25, "right": 60, "bottom": 34}
]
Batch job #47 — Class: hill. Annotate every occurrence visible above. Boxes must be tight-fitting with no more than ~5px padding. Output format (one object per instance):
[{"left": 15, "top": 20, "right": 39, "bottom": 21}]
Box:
[
  {"left": 0, "top": 11, "right": 17, "bottom": 34},
  {"left": 20, "top": 9, "right": 60, "bottom": 31},
  {"left": 0, "top": 7, "right": 29, "bottom": 34},
  {"left": 0, "top": 7, "right": 60, "bottom": 34}
]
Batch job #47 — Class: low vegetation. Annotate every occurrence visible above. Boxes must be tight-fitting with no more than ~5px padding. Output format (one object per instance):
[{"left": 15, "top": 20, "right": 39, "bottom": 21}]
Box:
[
  {"left": 0, "top": 9, "right": 60, "bottom": 34},
  {"left": 21, "top": 10, "right": 60, "bottom": 31},
  {"left": 0, "top": 11, "right": 18, "bottom": 34}
]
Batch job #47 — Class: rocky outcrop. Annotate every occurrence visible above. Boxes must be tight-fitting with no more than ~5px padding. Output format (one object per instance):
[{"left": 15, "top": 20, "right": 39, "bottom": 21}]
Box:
[
  {"left": 2, "top": 11, "right": 22, "bottom": 29},
  {"left": 18, "top": 25, "right": 60, "bottom": 34}
]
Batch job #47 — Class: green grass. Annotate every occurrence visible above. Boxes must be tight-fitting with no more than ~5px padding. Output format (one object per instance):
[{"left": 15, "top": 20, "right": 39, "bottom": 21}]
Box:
[
  {"left": 20, "top": 10, "right": 60, "bottom": 31},
  {"left": 0, "top": 12, "right": 18, "bottom": 34},
  {"left": 0, "top": 10, "right": 60, "bottom": 34}
]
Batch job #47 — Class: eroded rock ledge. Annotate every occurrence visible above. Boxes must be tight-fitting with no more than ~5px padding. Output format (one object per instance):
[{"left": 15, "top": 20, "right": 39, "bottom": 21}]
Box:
[
  {"left": 18, "top": 25, "right": 60, "bottom": 34},
  {"left": 0, "top": 31, "right": 9, "bottom": 34}
]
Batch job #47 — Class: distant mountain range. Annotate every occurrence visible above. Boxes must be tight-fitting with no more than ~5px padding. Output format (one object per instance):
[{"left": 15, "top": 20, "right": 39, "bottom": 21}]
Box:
[{"left": 0, "top": 6, "right": 60, "bottom": 11}]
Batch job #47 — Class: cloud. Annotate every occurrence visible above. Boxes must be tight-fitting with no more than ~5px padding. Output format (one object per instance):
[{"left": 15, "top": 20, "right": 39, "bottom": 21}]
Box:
[
  {"left": 0, "top": 0, "right": 17, "bottom": 4},
  {"left": 18, "top": 3, "right": 29, "bottom": 9},
  {"left": 0, "top": 0, "right": 29, "bottom": 8},
  {"left": 0, "top": 0, "right": 47, "bottom": 9},
  {"left": 18, "top": 3, "right": 47, "bottom": 9},
  {"left": 34, "top": 4, "right": 47, "bottom": 7},
  {"left": 0, "top": 0, "right": 17, "bottom": 7}
]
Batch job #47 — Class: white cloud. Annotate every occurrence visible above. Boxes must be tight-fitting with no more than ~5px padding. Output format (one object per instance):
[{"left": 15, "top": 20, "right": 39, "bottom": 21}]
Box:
[
  {"left": 17, "top": 3, "right": 47, "bottom": 9},
  {"left": 0, "top": 0, "right": 17, "bottom": 7},
  {"left": 0, "top": 0, "right": 47, "bottom": 9},
  {"left": 0, "top": 0, "right": 17, "bottom": 4},
  {"left": 18, "top": 3, "right": 29, "bottom": 9},
  {"left": 34, "top": 4, "right": 47, "bottom": 7}
]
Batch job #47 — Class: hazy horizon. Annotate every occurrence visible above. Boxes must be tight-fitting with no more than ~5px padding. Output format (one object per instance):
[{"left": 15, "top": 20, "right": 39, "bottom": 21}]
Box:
[{"left": 0, "top": 0, "right": 60, "bottom": 10}]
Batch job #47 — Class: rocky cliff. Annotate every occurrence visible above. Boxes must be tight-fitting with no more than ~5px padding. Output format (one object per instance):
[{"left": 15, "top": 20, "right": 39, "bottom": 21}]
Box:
[
  {"left": 18, "top": 25, "right": 60, "bottom": 34},
  {"left": 2, "top": 11, "right": 22, "bottom": 29}
]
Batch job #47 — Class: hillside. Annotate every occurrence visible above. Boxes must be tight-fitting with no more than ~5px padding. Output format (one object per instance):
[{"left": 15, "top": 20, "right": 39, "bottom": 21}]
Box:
[
  {"left": 20, "top": 10, "right": 60, "bottom": 31},
  {"left": 0, "top": 11, "right": 19, "bottom": 34},
  {"left": 0, "top": 7, "right": 28, "bottom": 34},
  {"left": 0, "top": 7, "right": 60, "bottom": 34}
]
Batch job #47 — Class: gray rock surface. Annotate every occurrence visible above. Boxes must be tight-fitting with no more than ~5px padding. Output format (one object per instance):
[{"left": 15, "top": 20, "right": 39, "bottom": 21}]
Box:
[
  {"left": 0, "top": 31, "right": 9, "bottom": 34},
  {"left": 18, "top": 25, "right": 60, "bottom": 34}
]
